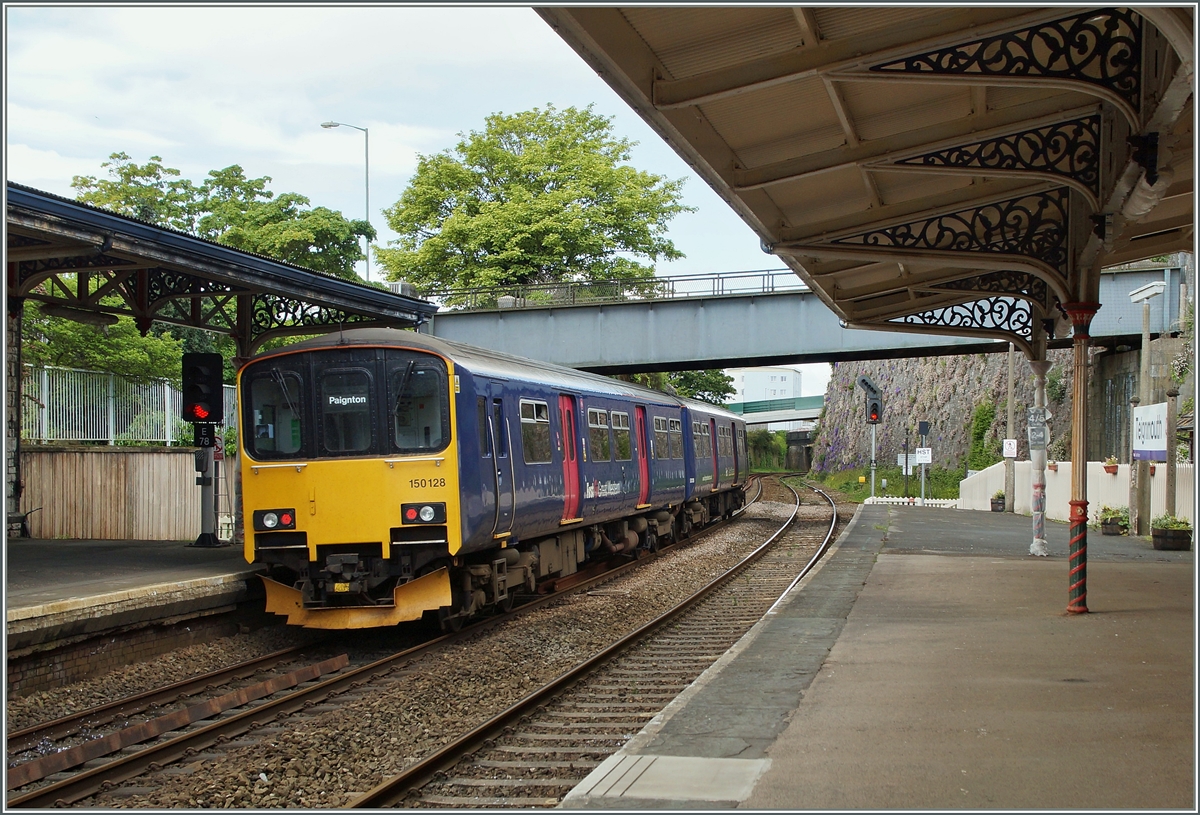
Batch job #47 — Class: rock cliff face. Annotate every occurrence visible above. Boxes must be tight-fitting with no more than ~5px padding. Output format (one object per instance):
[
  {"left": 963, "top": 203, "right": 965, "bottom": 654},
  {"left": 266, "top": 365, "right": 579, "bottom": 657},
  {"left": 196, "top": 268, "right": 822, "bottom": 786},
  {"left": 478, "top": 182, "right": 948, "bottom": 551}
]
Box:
[{"left": 812, "top": 347, "right": 1075, "bottom": 473}]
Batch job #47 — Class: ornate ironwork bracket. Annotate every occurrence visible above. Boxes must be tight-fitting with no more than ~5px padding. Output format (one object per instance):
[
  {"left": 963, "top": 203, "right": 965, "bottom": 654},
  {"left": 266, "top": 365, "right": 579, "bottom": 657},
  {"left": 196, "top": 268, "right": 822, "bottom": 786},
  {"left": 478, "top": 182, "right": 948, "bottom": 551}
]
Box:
[
  {"left": 828, "top": 188, "right": 1070, "bottom": 278},
  {"left": 928, "top": 270, "right": 1052, "bottom": 312},
  {"left": 248, "top": 293, "right": 381, "bottom": 349},
  {"left": 882, "top": 294, "right": 1036, "bottom": 355},
  {"left": 891, "top": 116, "right": 1101, "bottom": 205},
  {"left": 868, "top": 8, "right": 1142, "bottom": 125}
]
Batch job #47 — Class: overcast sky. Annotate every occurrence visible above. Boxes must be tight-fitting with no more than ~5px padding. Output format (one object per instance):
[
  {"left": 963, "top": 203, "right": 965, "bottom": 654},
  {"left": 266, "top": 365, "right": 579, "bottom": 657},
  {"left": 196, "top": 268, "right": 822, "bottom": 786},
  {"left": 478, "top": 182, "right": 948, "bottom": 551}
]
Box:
[{"left": 6, "top": 5, "right": 829, "bottom": 395}]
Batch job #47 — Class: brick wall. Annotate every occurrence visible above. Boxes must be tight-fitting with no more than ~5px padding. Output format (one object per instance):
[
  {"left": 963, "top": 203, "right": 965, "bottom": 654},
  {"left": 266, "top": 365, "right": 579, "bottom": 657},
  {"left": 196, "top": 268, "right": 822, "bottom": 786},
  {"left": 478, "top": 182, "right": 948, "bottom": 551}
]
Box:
[{"left": 6, "top": 614, "right": 241, "bottom": 698}]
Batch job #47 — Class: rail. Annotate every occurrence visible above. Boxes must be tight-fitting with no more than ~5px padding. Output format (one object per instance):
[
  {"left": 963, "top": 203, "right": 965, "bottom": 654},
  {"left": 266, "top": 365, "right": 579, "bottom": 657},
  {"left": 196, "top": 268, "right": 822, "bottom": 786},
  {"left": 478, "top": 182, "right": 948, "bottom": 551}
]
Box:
[{"left": 409, "top": 268, "right": 807, "bottom": 311}]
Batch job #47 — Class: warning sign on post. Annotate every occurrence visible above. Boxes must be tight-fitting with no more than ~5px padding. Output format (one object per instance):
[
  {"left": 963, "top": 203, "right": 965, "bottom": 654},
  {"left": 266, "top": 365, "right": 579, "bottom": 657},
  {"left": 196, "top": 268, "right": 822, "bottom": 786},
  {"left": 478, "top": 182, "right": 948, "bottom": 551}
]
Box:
[
  {"left": 213, "top": 434, "right": 225, "bottom": 461},
  {"left": 1002, "top": 438, "right": 1018, "bottom": 458}
]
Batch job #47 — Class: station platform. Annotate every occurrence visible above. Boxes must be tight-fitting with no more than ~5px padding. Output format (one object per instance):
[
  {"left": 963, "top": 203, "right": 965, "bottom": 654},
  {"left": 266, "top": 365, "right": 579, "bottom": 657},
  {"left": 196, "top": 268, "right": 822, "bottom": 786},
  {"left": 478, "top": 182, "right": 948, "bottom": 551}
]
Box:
[
  {"left": 565, "top": 504, "right": 1195, "bottom": 810},
  {"left": 6, "top": 538, "right": 260, "bottom": 652}
]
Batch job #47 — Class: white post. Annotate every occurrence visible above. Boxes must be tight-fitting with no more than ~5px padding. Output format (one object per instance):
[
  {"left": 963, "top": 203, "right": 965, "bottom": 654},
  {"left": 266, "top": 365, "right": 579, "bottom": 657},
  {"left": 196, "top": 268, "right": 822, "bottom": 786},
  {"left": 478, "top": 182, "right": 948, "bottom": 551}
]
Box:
[
  {"left": 1005, "top": 343, "right": 1015, "bottom": 512},
  {"left": 1029, "top": 359, "right": 1052, "bottom": 556},
  {"left": 107, "top": 373, "right": 116, "bottom": 445}
]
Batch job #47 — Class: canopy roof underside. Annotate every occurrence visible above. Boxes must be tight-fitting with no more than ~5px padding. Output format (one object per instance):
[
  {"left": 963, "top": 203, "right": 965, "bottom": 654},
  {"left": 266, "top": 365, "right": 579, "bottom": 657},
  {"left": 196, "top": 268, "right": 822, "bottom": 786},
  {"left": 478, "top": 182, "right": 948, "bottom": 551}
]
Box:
[{"left": 540, "top": 6, "right": 1195, "bottom": 355}]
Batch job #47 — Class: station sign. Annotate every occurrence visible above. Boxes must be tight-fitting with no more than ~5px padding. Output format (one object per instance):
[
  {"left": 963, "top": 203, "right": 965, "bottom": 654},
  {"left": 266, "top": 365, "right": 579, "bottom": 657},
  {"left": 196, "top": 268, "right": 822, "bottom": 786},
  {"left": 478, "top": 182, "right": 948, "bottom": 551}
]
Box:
[
  {"left": 1133, "top": 402, "right": 1168, "bottom": 461},
  {"left": 1027, "top": 425, "right": 1048, "bottom": 451},
  {"left": 1026, "top": 407, "right": 1051, "bottom": 426},
  {"left": 914, "top": 447, "right": 932, "bottom": 464}
]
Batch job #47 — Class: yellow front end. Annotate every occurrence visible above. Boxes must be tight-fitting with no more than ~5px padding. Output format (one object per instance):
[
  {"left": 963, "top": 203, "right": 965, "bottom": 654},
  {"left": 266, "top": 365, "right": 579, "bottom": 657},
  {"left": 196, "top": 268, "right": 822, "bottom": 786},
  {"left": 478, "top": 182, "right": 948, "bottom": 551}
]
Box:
[{"left": 237, "top": 347, "right": 463, "bottom": 629}]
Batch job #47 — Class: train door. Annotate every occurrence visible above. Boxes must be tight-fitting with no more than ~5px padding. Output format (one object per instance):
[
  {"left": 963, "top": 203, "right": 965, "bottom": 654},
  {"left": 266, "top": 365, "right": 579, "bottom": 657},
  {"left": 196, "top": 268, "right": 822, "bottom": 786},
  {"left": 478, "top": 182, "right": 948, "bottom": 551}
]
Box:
[
  {"left": 635, "top": 406, "right": 650, "bottom": 507},
  {"left": 489, "top": 386, "right": 514, "bottom": 537},
  {"left": 559, "top": 394, "right": 581, "bottom": 521},
  {"left": 731, "top": 422, "right": 740, "bottom": 484},
  {"left": 709, "top": 418, "right": 719, "bottom": 487}
]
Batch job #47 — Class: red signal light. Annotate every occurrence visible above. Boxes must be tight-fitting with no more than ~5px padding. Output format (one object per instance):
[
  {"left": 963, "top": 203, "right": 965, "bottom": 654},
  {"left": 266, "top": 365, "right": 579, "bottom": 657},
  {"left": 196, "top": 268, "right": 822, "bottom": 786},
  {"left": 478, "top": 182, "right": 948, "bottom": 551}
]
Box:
[
  {"left": 404, "top": 507, "right": 418, "bottom": 521},
  {"left": 280, "top": 512, "right": 293, "bottom": 526},
  {"left": 189, "top": 404, "right": 211, "bottom": 420}
]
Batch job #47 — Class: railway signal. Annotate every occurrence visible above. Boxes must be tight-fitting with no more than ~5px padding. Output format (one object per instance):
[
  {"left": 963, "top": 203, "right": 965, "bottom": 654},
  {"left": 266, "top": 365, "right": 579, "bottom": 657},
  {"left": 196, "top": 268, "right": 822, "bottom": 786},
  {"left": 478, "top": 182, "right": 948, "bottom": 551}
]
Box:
[
  {"left": 866, "top": 395, "right": 882, "bottom": 424},
  {"left": 182, "top": 353, "right": 224, "bottom": 423}
]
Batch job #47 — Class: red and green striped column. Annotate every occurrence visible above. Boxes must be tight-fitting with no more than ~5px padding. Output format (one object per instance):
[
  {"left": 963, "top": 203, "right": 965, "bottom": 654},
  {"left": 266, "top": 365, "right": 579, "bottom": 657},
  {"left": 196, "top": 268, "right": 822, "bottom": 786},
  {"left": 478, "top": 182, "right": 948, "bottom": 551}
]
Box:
[{"left": 1064, "top": 302, "right": 1100, "bottom": 614}]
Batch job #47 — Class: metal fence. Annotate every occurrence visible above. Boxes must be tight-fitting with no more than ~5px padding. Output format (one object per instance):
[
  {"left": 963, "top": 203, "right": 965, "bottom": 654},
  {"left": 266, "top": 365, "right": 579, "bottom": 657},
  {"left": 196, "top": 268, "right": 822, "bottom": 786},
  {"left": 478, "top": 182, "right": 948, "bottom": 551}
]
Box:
[
  {"left": 22, "top": 365, "right": 237, "bottom": 445},
  {"left": 408, "top": 268, "right": 808, "bottom": 311}
]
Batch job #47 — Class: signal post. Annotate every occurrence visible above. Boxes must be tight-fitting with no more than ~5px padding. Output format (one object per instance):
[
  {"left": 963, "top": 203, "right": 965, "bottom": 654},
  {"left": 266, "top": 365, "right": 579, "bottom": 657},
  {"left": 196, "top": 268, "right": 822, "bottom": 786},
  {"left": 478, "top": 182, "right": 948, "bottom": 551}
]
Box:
[
  {"left": 182, "top": 353, "right": 226, "bottom": 548},
  {"left": 857, "top": 376, "right": 882, "bottom": 497}
]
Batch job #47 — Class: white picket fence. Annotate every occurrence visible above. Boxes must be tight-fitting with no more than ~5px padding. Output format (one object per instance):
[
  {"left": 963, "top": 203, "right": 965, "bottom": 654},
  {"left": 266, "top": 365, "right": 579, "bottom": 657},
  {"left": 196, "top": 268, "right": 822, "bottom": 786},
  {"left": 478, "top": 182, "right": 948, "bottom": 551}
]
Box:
[
  {"left": 22, "top": 365, "right": 235, "bottom": 445},
  {"left": 863, "top": 497, "right": 959, "bottom": 508}
]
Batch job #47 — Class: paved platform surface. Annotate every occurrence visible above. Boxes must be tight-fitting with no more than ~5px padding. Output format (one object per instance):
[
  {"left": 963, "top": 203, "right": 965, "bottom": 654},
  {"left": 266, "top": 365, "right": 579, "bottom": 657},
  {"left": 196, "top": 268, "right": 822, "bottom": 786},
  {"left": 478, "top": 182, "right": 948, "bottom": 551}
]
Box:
[
  {"left": 565, "top": 505, "right": 1195, "bottom": 810},
  {"left": 6, "top": 538, "right": 259, "bottom": 650}
]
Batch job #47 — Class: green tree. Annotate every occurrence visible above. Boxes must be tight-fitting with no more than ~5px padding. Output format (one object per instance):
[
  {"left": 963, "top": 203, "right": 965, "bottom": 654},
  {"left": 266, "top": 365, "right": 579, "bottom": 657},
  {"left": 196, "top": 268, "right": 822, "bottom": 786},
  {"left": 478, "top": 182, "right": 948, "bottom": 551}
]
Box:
[
  {"left": 669, "top": 369, "right": 735, "bottom": 405},
  {"left": 22, "top": 300, "right": 185, "bottom": 384},
  {"left": 378, "top": 105, "right": 692, "bottom": 296},
  {"left": 967, "top": 400, "right": 1001, "bottom": 471},
  {"left": 72, "top": 153, "right": 373, "bottom": 280}
]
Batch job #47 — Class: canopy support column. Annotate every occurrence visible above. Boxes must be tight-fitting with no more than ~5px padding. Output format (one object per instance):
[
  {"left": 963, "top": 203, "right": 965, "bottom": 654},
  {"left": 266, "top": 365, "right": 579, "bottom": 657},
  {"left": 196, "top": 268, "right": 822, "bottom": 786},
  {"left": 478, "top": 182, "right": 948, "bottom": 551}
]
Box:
[{"left": 1064, "top": 302, "right": 1100, "bottom": 614}]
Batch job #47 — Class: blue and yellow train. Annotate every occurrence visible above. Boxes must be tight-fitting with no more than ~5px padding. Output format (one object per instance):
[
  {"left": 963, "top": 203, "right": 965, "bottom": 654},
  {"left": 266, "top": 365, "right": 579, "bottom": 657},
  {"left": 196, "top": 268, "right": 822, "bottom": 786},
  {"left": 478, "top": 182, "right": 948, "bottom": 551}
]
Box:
[{"left": 237, "top": 328, "right": 748, "bottom": 630}]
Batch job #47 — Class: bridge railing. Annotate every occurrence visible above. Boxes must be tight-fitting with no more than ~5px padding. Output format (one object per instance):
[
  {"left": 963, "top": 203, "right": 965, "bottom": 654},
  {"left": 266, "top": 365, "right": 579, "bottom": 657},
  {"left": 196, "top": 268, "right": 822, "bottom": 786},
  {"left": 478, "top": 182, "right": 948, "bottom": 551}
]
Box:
[{"left": 410, "top": 268, "right": 807, "bottom": 310}]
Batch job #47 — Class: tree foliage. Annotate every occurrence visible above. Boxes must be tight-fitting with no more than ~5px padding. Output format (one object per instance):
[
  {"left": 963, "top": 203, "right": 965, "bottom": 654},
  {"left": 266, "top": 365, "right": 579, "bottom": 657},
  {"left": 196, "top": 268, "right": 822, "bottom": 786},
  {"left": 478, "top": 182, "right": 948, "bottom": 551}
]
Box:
[
  {"left": 72, "top": 152, "right": 373, "bottom": 279},
  {"left": 668, "top": 369, "right": 735, "bottom": 405},
  {"left": 23, "top": 153, "right": 373, "bottom": 383},
  {"left": 378, "top": 105, "right": 692, "bottom": 294}
]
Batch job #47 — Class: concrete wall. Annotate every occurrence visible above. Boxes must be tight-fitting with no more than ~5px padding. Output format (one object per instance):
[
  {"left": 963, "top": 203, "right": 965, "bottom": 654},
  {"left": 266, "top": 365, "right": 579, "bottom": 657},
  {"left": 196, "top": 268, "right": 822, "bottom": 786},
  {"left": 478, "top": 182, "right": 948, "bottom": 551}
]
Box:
[{"left": 960, "top": 460, "right": 1194, "bottom": 524}]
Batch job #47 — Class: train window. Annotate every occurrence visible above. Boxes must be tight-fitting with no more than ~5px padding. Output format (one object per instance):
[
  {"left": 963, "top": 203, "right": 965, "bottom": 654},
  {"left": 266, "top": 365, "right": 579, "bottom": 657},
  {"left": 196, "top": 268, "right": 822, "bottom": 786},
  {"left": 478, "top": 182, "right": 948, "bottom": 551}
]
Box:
[
  {"left": 611, "top": 412, "right": 631, "bottom": 461},
  {"left": 389, "top": 361, "right": 449, "bottom": 454},
  {"left": 719, "top": 426, "right": 732, "bottom": 457},
  {"left": 588, "top": 409, "right": 610, "bottom": 461},
  {"left": 493, "top": 400, "right": 507, "bottom": 457},
  {"left": 520, "top": 400, "right": 551, "bottom": 464},
  {"left": 700, "top": 423, "right": 712, "bottom": 458},
  {"left": 247, "top": 369, "right": 305, "bottom": 458},
  {"left": 653, "top": 416, "right": 669, "bottom": 460},
  {"left": 319, "top": 369, "right": 374, "bottom": 454},
  {"left": 478, "top": 397, "right": 490, "bottom": 457},
  {"left": 668, "top": 418, "right": 683, "bottom": 459}
]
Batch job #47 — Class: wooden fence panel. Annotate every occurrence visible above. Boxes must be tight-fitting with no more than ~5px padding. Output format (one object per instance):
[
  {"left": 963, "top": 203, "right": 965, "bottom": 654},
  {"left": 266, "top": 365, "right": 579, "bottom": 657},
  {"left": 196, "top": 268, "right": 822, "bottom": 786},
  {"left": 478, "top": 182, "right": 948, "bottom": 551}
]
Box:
[{"left": 19, "top": 447, "right": 201, "bottom": 540}]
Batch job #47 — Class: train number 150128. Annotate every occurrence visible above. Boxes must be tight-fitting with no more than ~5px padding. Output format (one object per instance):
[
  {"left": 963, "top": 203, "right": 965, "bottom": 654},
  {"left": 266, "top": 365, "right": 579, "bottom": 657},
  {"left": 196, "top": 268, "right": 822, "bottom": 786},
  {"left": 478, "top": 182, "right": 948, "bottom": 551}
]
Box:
[{"left": 409, "top": 477, "right": 447, "bottom": 489}]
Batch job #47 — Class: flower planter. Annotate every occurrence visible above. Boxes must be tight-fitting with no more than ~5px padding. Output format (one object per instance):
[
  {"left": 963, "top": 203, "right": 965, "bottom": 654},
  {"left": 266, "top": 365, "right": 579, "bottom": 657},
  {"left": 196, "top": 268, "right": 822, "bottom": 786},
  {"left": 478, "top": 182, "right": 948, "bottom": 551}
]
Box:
[
  {"left": 1047, "top": 462, "right": 1058, "bottom": 472},
  {"left": 1100, "top": 520, "right": 1127, "bottom": 536},
  {"left": 990, "top": 499, "right": 1005, "bottom": 512},
  {"left": 1152, "top": 527, "right": 1192, "bottom": 551},
  {"left": 1103, "top": 464, "right": 1118, "bottom": 474}
]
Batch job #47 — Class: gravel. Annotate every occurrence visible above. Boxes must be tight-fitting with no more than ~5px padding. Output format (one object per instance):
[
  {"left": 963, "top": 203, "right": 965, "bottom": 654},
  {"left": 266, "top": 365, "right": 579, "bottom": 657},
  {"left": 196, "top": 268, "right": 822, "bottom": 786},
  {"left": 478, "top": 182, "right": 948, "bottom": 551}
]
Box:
[{"left": 13, "top": 496, "right": 825, "bottom": 809}]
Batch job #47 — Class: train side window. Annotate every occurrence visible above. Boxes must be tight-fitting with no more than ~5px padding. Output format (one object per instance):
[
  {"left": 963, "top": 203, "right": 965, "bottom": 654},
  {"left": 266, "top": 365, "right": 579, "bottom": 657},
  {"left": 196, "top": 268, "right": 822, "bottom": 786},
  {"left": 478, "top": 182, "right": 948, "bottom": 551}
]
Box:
[
  {"left": 588, "top": 408, "right": 610, "bottom": 461},
  {"left": 691, "top": 421, "right": 703, "bottom": 457},
  {"left": 520, "top": 400, "right": 552, "bottom": 464},
  {"left": 653, "top": 416, "right": 669, "bottom": 460},
  {"left": 668, "top": 418, "right": 683, "bottom": 459},
  {"left": 701, "top": 423, "right": 712, "bottom": 458},
  {"left": 478, "top": 397, "right": 490, "bottom": 457},
  {"left": 611, "top": 412, "right": 631, "bottom": 461},
  {"left": 390, "top": 363, "right": 449, "bottom": 453},
  {"left": 319, "top": 368, "right": 374, "bottom": 454},
  {"left": 247, "top": 370, "right": 305, "bottom": 458},
  {"left": 493, "top": 400, "right": 507, "bottom": 457}
]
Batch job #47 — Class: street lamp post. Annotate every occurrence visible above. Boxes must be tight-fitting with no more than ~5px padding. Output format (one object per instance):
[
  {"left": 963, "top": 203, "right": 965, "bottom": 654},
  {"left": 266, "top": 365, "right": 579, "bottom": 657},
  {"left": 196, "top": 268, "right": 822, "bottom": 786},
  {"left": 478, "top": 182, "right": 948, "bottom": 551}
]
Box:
[{"left": 321, "top": 120, "right": 370, "bottom": 282}]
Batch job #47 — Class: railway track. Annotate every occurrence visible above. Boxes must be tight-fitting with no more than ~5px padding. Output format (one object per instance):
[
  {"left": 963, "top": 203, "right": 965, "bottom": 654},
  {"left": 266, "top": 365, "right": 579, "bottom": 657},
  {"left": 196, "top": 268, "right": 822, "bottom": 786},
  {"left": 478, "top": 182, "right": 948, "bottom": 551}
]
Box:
[
  {"left": 349, "top": 477, "right": 837, "bottom": 808},
  {"left": 6, "top": 477, "right": 772, "bottom": 809}
]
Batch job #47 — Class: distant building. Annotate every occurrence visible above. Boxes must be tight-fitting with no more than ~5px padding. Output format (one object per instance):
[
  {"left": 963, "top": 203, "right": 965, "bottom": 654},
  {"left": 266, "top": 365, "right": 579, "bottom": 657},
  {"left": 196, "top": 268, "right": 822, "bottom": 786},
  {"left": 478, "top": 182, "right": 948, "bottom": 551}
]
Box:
[
  {"left": 725, "top": 366, "right": 813, "bottom": 432},
  {"left": 726, "top": 366, "right": 800, "bottom": 402}
]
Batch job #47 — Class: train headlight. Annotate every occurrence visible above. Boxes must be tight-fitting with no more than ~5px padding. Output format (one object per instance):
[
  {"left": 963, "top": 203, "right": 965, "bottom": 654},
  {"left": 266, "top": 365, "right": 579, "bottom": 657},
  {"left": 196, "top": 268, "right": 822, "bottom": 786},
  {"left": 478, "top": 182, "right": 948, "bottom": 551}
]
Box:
[
  {"left": 400, "top": 502, "right": 446, "bottom": 524},
  {"left": 253, "top": 509, "right": 297, "bottom": 531}
]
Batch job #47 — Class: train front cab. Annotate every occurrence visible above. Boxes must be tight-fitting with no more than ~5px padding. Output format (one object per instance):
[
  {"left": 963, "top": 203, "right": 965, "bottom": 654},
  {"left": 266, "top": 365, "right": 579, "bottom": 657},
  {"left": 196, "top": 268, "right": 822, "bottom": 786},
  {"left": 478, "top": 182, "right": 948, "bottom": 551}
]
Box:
[{"left": 239, "top": 343, "right": 464, "bottom": 629}]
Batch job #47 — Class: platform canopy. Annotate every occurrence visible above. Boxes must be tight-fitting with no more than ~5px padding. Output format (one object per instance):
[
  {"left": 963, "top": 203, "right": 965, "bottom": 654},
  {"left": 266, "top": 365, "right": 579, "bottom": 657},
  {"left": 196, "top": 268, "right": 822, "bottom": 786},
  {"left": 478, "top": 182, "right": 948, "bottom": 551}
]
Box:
[
  {"left": 5, "top": 182, "right": 438, "bottom": 358},
  {"left": 540, "top": 6, "right": 1194, "bottom": 356}
]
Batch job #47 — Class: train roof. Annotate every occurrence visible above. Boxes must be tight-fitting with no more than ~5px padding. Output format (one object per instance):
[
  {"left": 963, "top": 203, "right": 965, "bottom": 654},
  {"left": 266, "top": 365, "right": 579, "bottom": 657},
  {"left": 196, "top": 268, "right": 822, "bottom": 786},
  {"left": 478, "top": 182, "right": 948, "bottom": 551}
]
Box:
[{"left": 249, "top": 328, "right": 741, "bottom": 420}]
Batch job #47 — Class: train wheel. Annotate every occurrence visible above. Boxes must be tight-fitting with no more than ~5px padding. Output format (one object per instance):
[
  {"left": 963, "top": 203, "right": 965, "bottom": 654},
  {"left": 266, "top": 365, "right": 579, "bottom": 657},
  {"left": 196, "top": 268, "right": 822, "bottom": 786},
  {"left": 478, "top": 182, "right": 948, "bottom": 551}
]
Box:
[
  {"left": 496, "top": 592, "right": 514, "bottom": 613},
  {"left": 644, "top": 531, "right": 659, "bottom": 554},
  {"left": 438, "top": 607, "right": 464, "bottom": 633}
]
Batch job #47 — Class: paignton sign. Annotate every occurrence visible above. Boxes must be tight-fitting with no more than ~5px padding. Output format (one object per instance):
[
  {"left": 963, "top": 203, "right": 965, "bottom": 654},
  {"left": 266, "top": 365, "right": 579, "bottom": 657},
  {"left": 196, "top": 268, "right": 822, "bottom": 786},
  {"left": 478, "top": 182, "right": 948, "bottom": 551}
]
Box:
[{"left": 1132, "top": 402, "right": 1168, "bottom": 461}]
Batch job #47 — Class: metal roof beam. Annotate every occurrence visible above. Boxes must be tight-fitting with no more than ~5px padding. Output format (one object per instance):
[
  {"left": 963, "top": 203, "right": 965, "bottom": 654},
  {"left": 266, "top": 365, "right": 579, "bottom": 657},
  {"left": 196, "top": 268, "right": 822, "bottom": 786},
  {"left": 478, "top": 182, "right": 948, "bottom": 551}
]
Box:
[{"left": 652, "top": 8, "right": 1066, "bottom": 109}]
